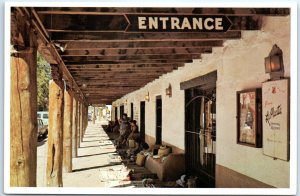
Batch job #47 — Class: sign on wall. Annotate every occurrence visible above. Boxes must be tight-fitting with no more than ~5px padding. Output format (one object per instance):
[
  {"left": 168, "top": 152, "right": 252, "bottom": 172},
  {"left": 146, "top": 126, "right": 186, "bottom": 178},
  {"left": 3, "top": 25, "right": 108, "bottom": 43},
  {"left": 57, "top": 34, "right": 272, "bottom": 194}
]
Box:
[{"left": 262, "top": 79, "right": 289, "bottom": 161}]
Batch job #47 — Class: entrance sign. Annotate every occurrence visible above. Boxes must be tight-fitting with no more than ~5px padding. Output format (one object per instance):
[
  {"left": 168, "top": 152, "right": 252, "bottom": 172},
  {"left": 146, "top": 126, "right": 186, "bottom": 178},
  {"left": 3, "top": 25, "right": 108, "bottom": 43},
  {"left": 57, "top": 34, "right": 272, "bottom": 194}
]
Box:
[
  {"left": 262, "top": 79, "right": 289, "bottom": 161},
  {"left": 125, "top": 15, "right": 232, "bottom": 32}
]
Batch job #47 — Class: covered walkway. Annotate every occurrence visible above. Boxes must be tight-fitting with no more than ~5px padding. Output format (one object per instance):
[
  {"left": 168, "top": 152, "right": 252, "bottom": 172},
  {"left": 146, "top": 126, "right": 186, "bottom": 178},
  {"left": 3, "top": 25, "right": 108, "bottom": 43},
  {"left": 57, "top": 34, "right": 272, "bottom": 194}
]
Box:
[
  {"left": 38, "top": 120, "right": 116, "bottom": 187},
  {"left": 37, "top": 120, "right": 158, "bottom": 188}
]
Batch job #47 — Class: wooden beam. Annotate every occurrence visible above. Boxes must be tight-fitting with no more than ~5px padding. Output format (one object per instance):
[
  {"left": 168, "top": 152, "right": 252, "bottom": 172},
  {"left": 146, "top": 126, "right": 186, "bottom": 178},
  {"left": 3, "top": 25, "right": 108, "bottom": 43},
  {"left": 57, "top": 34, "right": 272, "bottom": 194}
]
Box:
[
  {"left": 66, "top": 63, "right": 184, "bottom": 69},
  {"left": 46, "top": 65, "right": 64, "bottom": 187},
  {"left": 72, "top": 97, "right": 78, "bottom": 158},
  {"left": 10, "top": 10, "right": 37, "bottom": 187},
  {"left": 80, "top": 103, "right": 84, "bottom": 142},
  {"left": 63, "top": 86, "right": 73, "bottom": 173},
  {"left": 77, "top": 81, "right": 156, "bottom": 87},
  {"left": 61, "top": 48, "right": 212, "bottom": 56},
  {"left": 50, "top": 31, "right": 241, "bottom": 41},
  {"left": 65, "top": 59, "right": 193, "bottom": 65},
  {"left": 93, "top": 107, "right": 96, "bottom": 124},
  {"left": 36, "top": 7, "right": 290, "bottom": 16},
  {"left": 81, "top": 87, "right": 141, "bottom": 92},
  {"left": 68, "top": 67, "right": 178, "bottom": 71},
  {"left": 77, "top": 102, "right": 81, "bottom": 149},
  {"left": 62, "top": 54, "right": 200, "bottom": 62},
  {"left": 70, "top": 67, "right": 176, "bottom": 73},
  {"left": 71, "top": 73, "right": 172, "bottom": 79},
  {"left": 10, "top": 46, "right": 38, "bottom": 187},
  {"left": 76, "top": 78, "right": 158, "bottom": 82},
  {"left": 61, "top": 40, "right": 224, "bottom": 50}
]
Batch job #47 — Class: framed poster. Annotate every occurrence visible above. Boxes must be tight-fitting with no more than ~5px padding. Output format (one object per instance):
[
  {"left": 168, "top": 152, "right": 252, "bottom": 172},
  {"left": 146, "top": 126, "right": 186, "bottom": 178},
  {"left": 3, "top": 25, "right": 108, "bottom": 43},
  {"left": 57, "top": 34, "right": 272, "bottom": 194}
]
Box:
[
  {"left": 237, "top": 89, "right": 262, "bottom": 147},
  {"left": 262, "top": 79, "right": 289, "bottom": 161}
]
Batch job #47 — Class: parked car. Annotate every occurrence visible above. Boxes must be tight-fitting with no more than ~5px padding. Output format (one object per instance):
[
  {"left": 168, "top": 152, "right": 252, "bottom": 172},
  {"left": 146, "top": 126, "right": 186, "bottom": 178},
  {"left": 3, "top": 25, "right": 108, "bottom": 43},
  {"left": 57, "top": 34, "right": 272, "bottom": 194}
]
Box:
[
  {"left": 37, "top": 111, "right": 48, "bottom": 125},
  {"left": 37, "top": 118, "right": 48, "bottom": 139}
]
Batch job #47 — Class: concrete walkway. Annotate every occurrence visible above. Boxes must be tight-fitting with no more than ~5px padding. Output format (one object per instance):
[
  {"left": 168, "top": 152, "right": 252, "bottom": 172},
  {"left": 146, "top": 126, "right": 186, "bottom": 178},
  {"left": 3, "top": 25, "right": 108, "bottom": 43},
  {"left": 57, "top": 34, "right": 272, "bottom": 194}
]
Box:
[{"left": 37, "top": 120, "right": 128, "bottom": 187}]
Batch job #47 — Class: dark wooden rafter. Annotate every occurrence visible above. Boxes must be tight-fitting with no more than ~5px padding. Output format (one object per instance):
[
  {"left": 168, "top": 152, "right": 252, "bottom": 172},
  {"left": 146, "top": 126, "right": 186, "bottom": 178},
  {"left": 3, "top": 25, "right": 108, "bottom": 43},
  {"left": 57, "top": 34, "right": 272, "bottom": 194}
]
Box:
[
  {"left": 63, "top": 40, "right": 224, "bottom": 50},
  {"left": 61, "top": 48, "right": 212, "bottom": 56},
  {"left": 62, "top": 54, "right": 201, "bottom": 61},
  {"left": 35, "top": 7, "right": 290, "bottom": 16},
  {"left": 49, "top": 31, "right": 241, "bottom": 41},
  {"left": 66, "top": 63, "right": 184, "bottom": 69},
  {"left": 76, "top": 79, "right": 158, "bottom": 86},
  {"left": 65, "top": 60, "right": 193, "bottom": 65}
]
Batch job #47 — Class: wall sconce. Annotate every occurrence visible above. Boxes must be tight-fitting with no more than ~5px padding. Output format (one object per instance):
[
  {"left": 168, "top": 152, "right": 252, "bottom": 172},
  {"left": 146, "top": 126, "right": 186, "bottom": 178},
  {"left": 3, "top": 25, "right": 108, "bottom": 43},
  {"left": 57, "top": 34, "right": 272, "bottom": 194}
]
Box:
[
  {"left": 145, "top": 92, "right": 150, "bottom": 102},
  {"left": 264, "top": 44, "right": 284, "bottom": 80},
  {"left": 165, "top": 83, "right": 172, "bottom": 97},
  {"left": 125, "top": 99, "right": 128, "bottom": 105}
]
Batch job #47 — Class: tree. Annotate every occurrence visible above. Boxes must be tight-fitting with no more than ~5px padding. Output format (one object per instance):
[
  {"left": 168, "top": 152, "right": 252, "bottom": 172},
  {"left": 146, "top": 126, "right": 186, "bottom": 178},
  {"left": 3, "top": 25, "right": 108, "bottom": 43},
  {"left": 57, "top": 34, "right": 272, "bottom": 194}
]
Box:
[{"left": 37, "top": 53, "right": 51, "bottom": 111}]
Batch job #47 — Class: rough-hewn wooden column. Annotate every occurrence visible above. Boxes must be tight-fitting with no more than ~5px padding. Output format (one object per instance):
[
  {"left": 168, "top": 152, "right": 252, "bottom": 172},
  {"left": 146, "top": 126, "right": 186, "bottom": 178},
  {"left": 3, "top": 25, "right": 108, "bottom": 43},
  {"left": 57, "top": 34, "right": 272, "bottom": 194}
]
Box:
[
  {"left": 10, "top": 10, "right": 38, "bottom": 186},
  {"left": 85, "top": 106, "right": 88, "bottom": 130},
  {"left": 72, "top": 96, "right": 78, "bottom": 158},
  {"left": 46, "top": 65, "right": 64, "bottom": 187},
  {"left": 80, "top": 103, "right": 84, "bottom": 142},
  {"left": 83, "top": 105, "right": 87, "bottom": 135},
  {"left": 63, "top": 85, "right": 73, "bottom": 173},
  {"left": 77, "top": 101, "right": 81, "bottom": 148},
  {"left": 93, "top": 107, "right": 96, "bottom": 124}
]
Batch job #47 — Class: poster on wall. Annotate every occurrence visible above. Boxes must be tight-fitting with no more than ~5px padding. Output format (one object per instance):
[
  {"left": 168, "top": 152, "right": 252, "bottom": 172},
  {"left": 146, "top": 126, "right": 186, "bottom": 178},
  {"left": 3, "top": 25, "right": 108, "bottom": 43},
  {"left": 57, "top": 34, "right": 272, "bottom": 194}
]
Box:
[
  {"left": 262, "top": 79, "right": 289, "bottom": 161},
  {"left": 236, "top": 89, "right": 262, "bottom": 147}
]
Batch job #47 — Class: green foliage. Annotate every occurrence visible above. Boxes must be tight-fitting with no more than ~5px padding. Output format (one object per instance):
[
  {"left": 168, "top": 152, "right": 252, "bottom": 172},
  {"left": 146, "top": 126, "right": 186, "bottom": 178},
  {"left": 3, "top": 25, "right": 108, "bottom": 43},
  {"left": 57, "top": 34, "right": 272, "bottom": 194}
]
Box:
[{"left": 37, "top": 53, "right": 51, "bottom": 111}]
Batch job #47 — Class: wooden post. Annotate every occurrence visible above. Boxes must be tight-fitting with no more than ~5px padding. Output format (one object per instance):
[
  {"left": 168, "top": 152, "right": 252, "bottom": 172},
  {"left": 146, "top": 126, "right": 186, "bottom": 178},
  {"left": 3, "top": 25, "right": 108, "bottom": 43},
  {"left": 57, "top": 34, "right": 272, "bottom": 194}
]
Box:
[
  {"left": 85, "top": 106, "right": 88, "bottom": 130},
  {"left": 72, "top": 97, "right": 78, "bottom": 158},
  {"left": 46, "top": 65, "right": 64, "bottom": 187},
  {"left": 93, "top": 107, "right": 96, "bottom": 124},
  {"left": 82, "top": 104, "right": 85, "bottom": 135},
  {"left": 77, "top": 101, "right": 81, "bottom": 148},
  {"left": 84, "top": 105, "right": 87, "bottom": 134},
  {"left": 80, "top": 102, "right": 84, "bottom": 142},
  {"left": 63, "top": 85, "right": 73, "bottom": 173},
  {"left": 10, "top": 10, "right": 38, "bottom": 187}
]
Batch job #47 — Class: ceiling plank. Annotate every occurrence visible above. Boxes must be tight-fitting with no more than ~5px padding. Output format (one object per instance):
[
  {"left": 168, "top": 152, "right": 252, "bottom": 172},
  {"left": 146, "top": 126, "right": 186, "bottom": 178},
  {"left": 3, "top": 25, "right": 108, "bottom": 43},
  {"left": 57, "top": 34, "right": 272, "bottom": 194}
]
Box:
[
  {"left": 60, "top": 48, "right": 212, "bottom": 56},
  {"left": 62, "top": 54, "right": 200, "bottom": 61},
  {"left": 65, "top": 59, "right": 193, "bottom": 65},
  {"left": 62, "top": 40, "right": 224, "bottom": 50},
  {"left": 50, "top": 31, "right": 241, "bottom": 41},
  {"left": 35, "top": 8, "right": 290, "bottom": 16},
  {"left": 67, "top": 64, "right": 183, "bottom": 69}
]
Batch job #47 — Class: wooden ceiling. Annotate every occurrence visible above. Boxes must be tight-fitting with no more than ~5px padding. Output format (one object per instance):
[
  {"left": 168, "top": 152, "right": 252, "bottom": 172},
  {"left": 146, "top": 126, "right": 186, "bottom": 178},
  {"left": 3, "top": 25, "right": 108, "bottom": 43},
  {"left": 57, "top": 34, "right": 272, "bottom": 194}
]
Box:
[{"left": 29, "top": 7, "right": 289, "bottom": 104}]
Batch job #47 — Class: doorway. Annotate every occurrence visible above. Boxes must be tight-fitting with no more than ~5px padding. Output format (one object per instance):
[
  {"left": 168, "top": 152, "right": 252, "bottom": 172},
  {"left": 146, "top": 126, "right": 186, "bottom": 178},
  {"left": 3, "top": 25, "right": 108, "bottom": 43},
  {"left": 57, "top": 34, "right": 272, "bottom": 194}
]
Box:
[
  {"left": 182, "top": 71, "right": 217, "bottom": 188},
  {"left": 120, "top": 105, "right": 124, "bottom": 117},
  {"left": 156, "top": 96, "right": 162, "bottom": 145},
  {"left": 114, "top": 107, "right": 118, "bottom": 121},
  {"left": 140, "top": 101, "right": 145, "bottom": 142},
  {"left": 130, "top": 103, "right": 134, "bottom": 120}
]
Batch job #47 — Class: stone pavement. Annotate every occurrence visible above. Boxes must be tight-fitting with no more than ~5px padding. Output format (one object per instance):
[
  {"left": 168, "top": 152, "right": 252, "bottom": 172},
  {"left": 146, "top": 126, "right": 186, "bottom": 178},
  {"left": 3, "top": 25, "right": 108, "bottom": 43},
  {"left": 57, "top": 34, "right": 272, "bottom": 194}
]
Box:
[
  {"left": 36, "top": 119, "right": 173, "bottom": 188},
  {"left": 37, "top": 120, "right": 126, "bottom": 187}
]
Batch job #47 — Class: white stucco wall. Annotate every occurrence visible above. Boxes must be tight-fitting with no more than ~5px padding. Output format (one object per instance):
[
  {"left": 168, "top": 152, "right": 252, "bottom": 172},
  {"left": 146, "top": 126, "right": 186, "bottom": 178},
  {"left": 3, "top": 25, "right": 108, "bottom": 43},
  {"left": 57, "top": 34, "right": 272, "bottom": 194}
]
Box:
[{"left": 112, "top": 16, "right": 290, "bottom": 187}]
